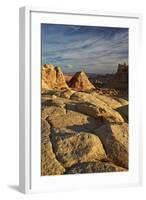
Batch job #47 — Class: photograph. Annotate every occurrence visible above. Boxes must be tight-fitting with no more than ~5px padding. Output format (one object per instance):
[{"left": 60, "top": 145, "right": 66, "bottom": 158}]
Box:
[{"left": 41, "top": 23, "right": 129, "bottom": 176}]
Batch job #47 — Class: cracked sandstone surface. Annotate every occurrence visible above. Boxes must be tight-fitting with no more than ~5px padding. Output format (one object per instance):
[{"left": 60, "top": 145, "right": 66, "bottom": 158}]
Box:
[{"left": 41, "top": 89, "right": 128, "bottom": 175}]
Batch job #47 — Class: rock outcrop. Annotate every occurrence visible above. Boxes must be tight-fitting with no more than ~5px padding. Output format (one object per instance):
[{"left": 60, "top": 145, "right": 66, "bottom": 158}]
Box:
[
  {"left": 41, "top": 64, "right": 68, "bottom": 91},
  {"left": 41, "top": 64, "right": 129, "bottom": 175},
  {"left": 95, "top": 63, "right": 128, "bottom": 97},
  {"left": 91, "top": 92, "right": 128, "bottom": 109},
  {"left": 69, "top": 71, "right": 95, "bottom": 91},
  {"left": 114, "top": 63, "right": 128, "bottom": 90},
  {"left": 116, "top": 105, "right": 128, "bottom": 122},
  {"left": 41, "top": 88, "right": 129, "bottom": 175},
  {"left": 65, "top": 161, "right": 126, "bottom": 174},
  {"left": 50, "top": 130, "right": 107, "bottom": 168},
  {"left": 115, "top": 63, "right": 128, "bottom": 82},
  {"left": 70, "top": 92, "right": 124, "bottom": 123},
  {"left": 46, "top": 109, "right": 99, "bottom": 132},
  {"left": 41, "top": 119, "right": 65, "bottom": 176},
  {"left": 94, "top": 123, "right": 128, "bottom": 168}
]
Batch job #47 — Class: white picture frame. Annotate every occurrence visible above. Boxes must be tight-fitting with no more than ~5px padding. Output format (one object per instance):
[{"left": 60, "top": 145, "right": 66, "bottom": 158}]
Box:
[{"left": 19, "top": 6, "right": 142, "bottom": 194}]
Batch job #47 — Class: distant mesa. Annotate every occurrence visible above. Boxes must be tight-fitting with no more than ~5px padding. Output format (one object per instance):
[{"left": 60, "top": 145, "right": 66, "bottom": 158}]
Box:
[
  {"left": 117, "top": 63, "right": 128, "bottom": 73},
  {"left": 95, "top": 63, "right": 128, "bottom": 97},
  {"left": 42, "top": 64, "right": 68, "bottom": 90},
  {"left": 69, "top": 71, "right": 95, "bottom": 91},
  {"left": 113, "top": 63, "right": 128, "bottom": 91},
  {"left": 115, "top": 63, "right": 128, "bottom": 82}
]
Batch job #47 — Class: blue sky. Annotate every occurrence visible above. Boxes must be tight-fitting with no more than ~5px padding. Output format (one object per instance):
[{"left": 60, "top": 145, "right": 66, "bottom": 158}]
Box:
[{"left": 41, "top": 24, "right": 128, "bottom": 74}]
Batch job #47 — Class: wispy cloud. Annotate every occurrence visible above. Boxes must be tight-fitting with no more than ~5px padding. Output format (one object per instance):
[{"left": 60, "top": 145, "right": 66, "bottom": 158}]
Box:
[{"left": 41, "top": 24, "right": 128, "bottom": 74}]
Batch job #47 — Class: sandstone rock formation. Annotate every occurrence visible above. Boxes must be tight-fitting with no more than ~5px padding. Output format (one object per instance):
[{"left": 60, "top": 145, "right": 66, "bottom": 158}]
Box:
[
  {"left": 50, "top": 130, "right": 107, "bottom": 168},
  {"left": 46, "top": 109, "right": 99, "bottom": 132},
  {"left": 69, "top": 71, "right": 95, "bottom": 91},
  {"left": 41, "top": 64, "right": 68, "bottom": 91},
  {"left": 94, "top": 123, "right": 128, "bottom": 168},
  {"left": 65, "top": 161, "right": 126, "bottom": 174},
  {"left": 116, "top": 104, "right": 128, "bottom": 122},
  {"left": 41, "top": 119, "right": 65, "bottom": 176},
  {"left": 70, "top": 92, "right": 124, "bottom": 123},
  {"left": 41, "top": 63, "right": 129, "bottom": 175},
  {"left": 41, "top": 88, "right": 129, "bottom": 175},
  {"left": 91, "top": 92, "right": 128, "bottom": 109}
]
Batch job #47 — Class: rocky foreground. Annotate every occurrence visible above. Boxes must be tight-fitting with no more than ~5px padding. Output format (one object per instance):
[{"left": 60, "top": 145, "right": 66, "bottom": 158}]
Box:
[{"left": 41, "top": 88, "right": 128, "bottom": 175}]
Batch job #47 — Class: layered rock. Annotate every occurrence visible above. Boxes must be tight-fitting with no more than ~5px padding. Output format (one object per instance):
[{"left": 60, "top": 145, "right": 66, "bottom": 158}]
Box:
[
  {"left": 41, "top": 78, "right": 129, "bottom": 174},
  {"left": 41, "top": 64, "right": 68, "bottom": 91},
  {"left": 69, "top": 71, "right": 95, "bottom": 91},
  {"left": 76, "top": 103, "right": 124, "bottom": 123},
  {"left": 91, "top": 92, "right": 128, "bottom": 109},
  {"left": 70, "top": 92, "right": 124, "bottom": 123}
]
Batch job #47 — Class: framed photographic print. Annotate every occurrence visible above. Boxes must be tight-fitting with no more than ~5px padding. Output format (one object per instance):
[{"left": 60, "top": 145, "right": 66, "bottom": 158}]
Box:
[{"left": 19, "top": 6, "right": 142, "bottom": 193}]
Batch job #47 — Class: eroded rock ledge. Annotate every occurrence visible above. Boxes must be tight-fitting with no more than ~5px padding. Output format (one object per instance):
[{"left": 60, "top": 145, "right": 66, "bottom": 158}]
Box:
[{"left": 41, "top": 89, "right": 128, "bottom": 175}]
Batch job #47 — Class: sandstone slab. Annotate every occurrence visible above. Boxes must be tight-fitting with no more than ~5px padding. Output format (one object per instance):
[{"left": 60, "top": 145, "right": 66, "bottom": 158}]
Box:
[
  {"left": 65, "top": 161, "right": 126, "bottom": 174},
  {"left": 50, "top": 131, "right": 107, "bottom": 168},
  {"left": 76, "top": 102, "right": 124, "bottom": 123},
  {"left": 41, "top": 106, "right": 66, "bottom": 120},
  {"left": 41, "top": 140, "right": 65, "bottom": 175},
  {"left": 41, "top": 119, "right": 65, "bottom": 176},
  {"left": 94, "top": 123, "right": 128, "bottom": 168},
  {"left": 92, "top": 92, "right": 128, "bottom": 109},
  {"left": 41, "top": 119, "right": 51, "bottom": 143},
  {"left": 46, "top": 109, "right": 99, "bottom": 132}
]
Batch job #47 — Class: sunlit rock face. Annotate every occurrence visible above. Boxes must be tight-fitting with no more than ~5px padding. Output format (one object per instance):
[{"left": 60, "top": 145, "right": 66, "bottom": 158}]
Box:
[
  {"left": 41, "top": 64, "right": 129, "bottom": 176},
  {"left": 69, "top": 71, "right": 95, "bottom": 91},
  {"left": 41, "top": 64, "right": 68, "bottom": 91}
]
